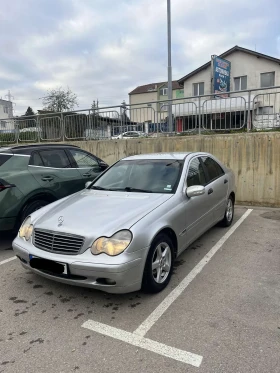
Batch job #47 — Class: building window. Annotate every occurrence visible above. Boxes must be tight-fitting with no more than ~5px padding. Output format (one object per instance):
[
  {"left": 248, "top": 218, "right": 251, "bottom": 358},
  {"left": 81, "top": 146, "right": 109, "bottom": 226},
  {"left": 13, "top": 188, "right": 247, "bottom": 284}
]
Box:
[
  {"left": 260, "top": 72, "right": 275, "bottom": 88},
  {"left": 234, "top": 76, "right": 247, "bottom": 91},
  {"left": 1, "top": 121, "right": 6, "bottom": 128},
  {"left": 4, "top": 107, "right": 8, "bottom": 114},
  {"left": 258, "top": 106, "right": 273, "bottom": 115},
  {"left": 160, "top": 87, "right": 168, "bottom": 96},
  {"left": 193, "top": 82, "right": 204, "bottom": 96}
]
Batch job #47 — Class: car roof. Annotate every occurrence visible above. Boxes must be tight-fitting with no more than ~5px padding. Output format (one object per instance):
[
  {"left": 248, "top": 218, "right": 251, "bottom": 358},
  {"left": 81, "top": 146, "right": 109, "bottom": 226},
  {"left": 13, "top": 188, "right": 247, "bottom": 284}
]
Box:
[
  {"left": 122, "top": 152, "right": 193, "bottom": 161},
  {"left": 0, "top": 144, "right": 80, "bottom": 155}
]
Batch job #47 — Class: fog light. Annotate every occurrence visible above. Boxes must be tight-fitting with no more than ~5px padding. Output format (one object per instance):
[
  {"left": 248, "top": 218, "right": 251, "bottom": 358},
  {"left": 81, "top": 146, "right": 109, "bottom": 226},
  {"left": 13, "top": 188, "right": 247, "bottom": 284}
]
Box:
[{"left": 96, "top": 278, "right": 116, "bottom": 286}]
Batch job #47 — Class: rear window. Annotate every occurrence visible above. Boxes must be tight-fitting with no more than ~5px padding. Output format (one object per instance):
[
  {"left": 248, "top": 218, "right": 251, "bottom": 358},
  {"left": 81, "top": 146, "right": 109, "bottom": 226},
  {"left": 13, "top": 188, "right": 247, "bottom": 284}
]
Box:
[{"left": 0, "top": 154, "right": 12, "bottom": 167}]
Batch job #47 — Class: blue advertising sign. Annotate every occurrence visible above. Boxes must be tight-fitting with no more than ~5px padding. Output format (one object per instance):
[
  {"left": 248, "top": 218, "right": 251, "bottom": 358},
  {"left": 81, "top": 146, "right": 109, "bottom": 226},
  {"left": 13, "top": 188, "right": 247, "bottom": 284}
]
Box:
[{"left": 213, "top": 56, "right": 231, "bottom": 98}]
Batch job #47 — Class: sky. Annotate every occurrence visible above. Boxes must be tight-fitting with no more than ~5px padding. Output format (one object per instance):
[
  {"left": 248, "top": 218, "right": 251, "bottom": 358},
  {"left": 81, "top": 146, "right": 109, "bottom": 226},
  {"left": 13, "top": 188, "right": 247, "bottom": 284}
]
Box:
[{"left": 0, "top": 0, "right": 279, "bottom": 115}]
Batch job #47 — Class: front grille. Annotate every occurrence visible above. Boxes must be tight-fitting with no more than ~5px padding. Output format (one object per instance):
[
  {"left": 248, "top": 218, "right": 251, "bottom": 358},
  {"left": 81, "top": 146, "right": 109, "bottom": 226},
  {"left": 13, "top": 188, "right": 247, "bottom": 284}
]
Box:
[{"left": 33, "top": 229, "right": 85, "bottom": 255}]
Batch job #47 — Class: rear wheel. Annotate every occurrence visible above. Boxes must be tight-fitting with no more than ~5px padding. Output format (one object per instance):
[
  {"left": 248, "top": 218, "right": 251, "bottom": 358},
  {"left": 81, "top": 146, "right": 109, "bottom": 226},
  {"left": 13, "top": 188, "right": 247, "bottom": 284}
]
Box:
[
  {"left": 20, "top": 200, "right": 49, "bottom": 225},
  {"left": 220, "top": 196, "right": 234, "bottom": 227},
  {"left": 142, "top": 234, "right": 174, "bottom": 293}
]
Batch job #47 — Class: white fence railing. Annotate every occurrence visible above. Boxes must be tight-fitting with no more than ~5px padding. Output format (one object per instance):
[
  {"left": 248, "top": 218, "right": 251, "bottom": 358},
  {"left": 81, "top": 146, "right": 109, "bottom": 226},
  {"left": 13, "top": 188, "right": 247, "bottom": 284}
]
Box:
[{"left": 1, "top": 87, "right": 280, "bottom": 144}]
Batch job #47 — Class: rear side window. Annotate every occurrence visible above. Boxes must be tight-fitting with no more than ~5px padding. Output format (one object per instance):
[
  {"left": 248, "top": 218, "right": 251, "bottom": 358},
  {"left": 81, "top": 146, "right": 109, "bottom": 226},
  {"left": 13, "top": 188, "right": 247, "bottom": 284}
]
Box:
[
  {"left": 0, "top": 154, "right": 12, "bottom": 166},
  {"left": 39, "top": 150, "right": 71, "bottom": 169},
  {"left": 200, "top": 157, "right": 224, "bottom": 182}
]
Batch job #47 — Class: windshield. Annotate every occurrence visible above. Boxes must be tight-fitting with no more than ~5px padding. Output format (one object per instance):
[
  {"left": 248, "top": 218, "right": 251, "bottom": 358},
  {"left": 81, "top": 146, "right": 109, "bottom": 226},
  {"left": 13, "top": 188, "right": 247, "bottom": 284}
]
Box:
[{"left": 91, "top": 159, "right": 183, "bottom": 194}]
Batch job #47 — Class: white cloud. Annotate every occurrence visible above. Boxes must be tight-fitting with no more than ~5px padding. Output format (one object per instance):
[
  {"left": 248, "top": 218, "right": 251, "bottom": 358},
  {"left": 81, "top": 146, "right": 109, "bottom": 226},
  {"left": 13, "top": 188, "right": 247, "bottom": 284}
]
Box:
[{"left": 0, "top": 0, "right": 279, "bottom": 114}]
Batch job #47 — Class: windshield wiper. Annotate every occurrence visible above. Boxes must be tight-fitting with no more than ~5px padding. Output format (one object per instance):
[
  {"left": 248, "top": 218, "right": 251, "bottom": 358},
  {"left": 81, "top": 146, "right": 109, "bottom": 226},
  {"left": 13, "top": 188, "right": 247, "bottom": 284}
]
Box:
[
  {"left": 90, "top": 185, "right": 110, "bottom": 191},
  {"left": 110, "top": 187, "right": 154, "bottom": 193}
]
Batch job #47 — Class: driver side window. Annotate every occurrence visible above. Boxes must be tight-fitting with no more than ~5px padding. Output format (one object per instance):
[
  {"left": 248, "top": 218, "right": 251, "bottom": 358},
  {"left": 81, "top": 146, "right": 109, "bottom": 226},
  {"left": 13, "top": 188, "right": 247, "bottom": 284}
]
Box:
[{"left": 187, "top": 158, "right": 206, "bottom": 187}]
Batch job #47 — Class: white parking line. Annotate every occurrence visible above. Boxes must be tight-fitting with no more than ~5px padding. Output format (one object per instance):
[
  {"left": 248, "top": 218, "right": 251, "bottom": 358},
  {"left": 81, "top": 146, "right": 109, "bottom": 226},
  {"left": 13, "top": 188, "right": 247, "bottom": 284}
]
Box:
[
  {"left": 82, "top": 320, "right": 203, "bottom": 367},
  {"left": 82, "top": 209, "right": 253, "bottom": 367},
  {"left": 0, "top": 256, "right": 17, "bottom": 266},
  {"left": 134, "top": 208, "right": 253, "bottom": 337}
]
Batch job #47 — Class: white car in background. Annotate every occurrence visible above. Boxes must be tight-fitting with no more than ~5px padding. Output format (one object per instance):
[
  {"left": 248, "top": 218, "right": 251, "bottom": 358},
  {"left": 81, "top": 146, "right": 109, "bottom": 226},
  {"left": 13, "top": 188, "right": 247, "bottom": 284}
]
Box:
[
  {"left": 112, "top": 131, "right": 148, "bottom": 139},
  {"left": 19, "top": 127, "right": 42, "bottom": 133}
]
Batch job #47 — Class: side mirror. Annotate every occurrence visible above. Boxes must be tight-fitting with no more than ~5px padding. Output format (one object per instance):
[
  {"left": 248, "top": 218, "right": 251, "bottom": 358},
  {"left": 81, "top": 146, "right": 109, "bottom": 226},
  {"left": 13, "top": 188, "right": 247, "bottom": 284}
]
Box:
[
  {"left": 186, "top": 185, "right": 205, "bottom": 198},
  {"left": 99, "top": 162, "right": 108, "bottom": 171},
  {"left": 85, "top": 181, "right": 92, "bottom": 189}
]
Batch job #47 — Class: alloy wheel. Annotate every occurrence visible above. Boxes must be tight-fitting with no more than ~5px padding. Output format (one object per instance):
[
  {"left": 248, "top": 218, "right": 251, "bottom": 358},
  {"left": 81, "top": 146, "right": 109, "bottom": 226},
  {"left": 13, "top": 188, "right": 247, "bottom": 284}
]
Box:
[{"left": 152, "top": 242, "right": 172, "bottom": 284}]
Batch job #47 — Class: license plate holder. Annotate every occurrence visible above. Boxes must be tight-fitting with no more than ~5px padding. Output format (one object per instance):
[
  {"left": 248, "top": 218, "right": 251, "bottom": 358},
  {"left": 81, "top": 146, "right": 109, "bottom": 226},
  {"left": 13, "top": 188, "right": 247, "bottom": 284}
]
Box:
[{"left": 29, "top": 255, "right": 68, "bottom": 275}]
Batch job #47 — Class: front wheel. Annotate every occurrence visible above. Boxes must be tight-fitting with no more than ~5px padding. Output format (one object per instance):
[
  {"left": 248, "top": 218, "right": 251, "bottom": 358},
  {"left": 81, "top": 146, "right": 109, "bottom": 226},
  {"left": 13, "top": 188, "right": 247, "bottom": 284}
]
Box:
[
  {"left": 142, "top": 234, "right": 174, "bottom": 293},
  {"left": 220, "top": 196, "right": 234, "bottom": 227}
]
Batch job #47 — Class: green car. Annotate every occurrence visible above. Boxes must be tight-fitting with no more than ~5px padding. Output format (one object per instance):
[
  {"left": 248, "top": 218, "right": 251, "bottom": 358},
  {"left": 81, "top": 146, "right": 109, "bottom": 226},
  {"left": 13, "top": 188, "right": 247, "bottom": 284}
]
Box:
[{"left": 0, "top": 144, "right": 108, "bottom": 232}]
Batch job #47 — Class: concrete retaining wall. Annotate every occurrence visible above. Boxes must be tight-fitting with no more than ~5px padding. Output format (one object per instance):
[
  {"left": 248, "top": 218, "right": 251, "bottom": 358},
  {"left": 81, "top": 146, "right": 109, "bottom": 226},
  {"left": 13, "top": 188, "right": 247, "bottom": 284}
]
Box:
[{"left": 66, "top": 132, "right": 279, "bottom": 207}]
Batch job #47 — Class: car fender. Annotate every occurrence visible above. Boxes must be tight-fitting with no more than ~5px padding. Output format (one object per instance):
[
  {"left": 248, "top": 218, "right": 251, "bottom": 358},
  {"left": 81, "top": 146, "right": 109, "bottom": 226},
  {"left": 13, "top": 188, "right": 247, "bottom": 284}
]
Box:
[{"left": 18, "top": 188, "right": 58, "bottom": 213}]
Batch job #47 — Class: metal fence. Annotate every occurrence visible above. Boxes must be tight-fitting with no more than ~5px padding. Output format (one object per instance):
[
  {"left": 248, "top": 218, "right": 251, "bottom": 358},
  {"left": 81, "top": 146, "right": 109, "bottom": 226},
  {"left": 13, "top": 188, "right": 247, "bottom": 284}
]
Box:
[{"left": 1, "top": 86, "right": 280, "bottom": 145}]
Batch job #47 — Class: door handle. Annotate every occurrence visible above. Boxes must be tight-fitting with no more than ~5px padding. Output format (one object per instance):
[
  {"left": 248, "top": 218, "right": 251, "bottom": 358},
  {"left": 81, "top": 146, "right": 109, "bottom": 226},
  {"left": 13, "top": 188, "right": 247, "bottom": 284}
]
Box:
[
  {"left": 224, "top": 179, "right": 228, "bottom": 184},
  {"left": 41, "top": 176, "right": 54, "bottom": 181},
  {"left": 208, "top": 188, "right": 213, "bottom": 195},
  {"left": 83, "top": 173, "right": 92, "bottom": 177}
]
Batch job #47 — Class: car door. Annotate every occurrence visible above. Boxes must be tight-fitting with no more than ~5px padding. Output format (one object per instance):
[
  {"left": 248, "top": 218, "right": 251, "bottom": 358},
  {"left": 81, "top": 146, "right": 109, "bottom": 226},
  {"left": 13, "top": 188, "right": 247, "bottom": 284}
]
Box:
[
  {"left": 67, "top": 148, "right": 104, "bottom": 188},
  {"left": 185, "top": 156, "right": 215, "bottom": 245},
  {"left": 200, "top": 156, "right": 228, "bottom": 222},
  {"left": 28, "top": 149, "right": 82, "bottom": 199}
]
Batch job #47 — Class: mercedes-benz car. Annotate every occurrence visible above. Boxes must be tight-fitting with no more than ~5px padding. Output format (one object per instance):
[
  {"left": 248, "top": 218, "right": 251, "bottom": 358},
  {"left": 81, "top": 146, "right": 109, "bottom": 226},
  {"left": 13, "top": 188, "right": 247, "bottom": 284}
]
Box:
[{"left": 13, "top": 152, "right": 236, "bottom": 294}]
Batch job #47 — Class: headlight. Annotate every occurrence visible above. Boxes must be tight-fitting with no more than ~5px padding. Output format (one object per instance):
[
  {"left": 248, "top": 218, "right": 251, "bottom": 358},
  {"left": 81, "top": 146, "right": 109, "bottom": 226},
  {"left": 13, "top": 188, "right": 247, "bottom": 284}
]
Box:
[
  {"left": 91, "top": 230, "right": 132, "bottom": 256},
  {"left": 19, "top": 217, "right": 34, "bottom": 241}
]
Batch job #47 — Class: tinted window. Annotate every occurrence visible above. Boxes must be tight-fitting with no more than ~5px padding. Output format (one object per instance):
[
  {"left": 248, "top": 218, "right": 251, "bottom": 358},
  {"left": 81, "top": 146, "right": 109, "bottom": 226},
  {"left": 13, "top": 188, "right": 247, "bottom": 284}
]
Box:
[
  {"left": 93, "top": 159, "right": 183, "bottom": 194},
  {"left": 39, "top": 150, "right": 71, "bottom": 169},
  {"left": 30, "top": 152, "right": 44, "bottom": 166},
  {"left": 0, "top": 154, "right": 12, "bottom": 167},
  {"left": 201, "top": 157, "right": 224, "bottom": 182},
  {"left": 69, "top": 149, "right": 99, "bottom": 168},
  {"left": 130, "top": 132, "right": 139, "bottom": 137},
  {"left": 187, "top": 158, "right": 206, "bottom": 186}
]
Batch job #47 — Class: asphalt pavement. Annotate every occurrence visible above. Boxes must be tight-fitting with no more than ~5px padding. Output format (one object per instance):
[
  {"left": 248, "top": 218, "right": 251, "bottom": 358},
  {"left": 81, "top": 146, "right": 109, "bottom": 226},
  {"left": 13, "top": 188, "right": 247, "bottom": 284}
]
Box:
[{"left": 0, "top": 206, "right": 279, "bottom": 373}]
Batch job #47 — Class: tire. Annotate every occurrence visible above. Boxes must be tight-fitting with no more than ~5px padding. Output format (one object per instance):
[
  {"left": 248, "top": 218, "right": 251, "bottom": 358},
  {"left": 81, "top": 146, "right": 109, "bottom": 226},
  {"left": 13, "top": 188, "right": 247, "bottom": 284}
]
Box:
[
  {"left": 20, "top": 200, "right": 49, "bottom": 225},
  {"left": 142, "top": 233, "right": 174, "bottom": 293},
  {"left": 220, "top": 195, "right": 234, "bottom": 227}
]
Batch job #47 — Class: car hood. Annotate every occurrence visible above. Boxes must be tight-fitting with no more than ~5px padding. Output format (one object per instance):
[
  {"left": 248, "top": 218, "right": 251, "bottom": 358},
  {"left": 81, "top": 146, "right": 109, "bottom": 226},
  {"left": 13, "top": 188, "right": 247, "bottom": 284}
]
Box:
[{"left": 33, "top": 190, "right": 173, "bottom": 238}]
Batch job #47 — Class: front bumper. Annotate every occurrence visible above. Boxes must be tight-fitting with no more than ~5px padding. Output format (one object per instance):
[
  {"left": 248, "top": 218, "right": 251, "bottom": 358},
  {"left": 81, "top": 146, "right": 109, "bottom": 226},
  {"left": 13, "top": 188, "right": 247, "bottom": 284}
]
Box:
[{"left": 12, "top": 237, "right": 149, "bottom": 294}]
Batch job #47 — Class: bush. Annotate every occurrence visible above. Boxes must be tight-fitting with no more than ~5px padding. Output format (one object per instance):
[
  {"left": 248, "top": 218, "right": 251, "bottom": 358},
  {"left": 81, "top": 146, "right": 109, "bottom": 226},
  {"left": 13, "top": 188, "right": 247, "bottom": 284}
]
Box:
[{"left": 0, "top": 133, "right": 17, "bottom": 145}]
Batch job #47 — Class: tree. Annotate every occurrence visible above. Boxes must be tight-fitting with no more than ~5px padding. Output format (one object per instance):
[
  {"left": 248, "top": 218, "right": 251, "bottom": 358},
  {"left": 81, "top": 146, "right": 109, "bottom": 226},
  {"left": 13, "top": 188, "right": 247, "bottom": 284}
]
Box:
[
  {"left": 91, "top": 100, "right": 99, "bottom": 112},
  {"left": 42, "top": 87, "right": 78, "bottom": 112},
  {"left": 25, "top": 106, "right": 35, "bottom": 116}
]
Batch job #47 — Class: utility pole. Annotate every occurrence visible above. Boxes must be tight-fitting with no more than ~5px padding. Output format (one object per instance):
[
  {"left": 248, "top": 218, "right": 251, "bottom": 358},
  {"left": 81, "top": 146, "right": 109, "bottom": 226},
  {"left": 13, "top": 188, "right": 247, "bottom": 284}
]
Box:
[{"left": 167, "top": 0, "right": 173, "bottom": 133}]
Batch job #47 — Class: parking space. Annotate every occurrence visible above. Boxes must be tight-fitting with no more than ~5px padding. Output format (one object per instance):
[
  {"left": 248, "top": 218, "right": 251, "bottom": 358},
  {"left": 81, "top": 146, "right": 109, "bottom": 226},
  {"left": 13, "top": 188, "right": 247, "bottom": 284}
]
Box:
[{"left": 0, "top": 206, "right": 279, "bottom": 372}]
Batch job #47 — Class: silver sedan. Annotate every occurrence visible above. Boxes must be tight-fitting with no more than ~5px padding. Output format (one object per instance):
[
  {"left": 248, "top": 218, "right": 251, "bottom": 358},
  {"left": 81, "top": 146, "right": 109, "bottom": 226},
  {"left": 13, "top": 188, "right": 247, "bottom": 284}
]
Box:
[{"left": 13, "top": 152, "right": 236, "bottom": 294}]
